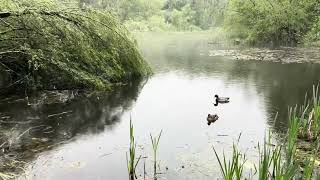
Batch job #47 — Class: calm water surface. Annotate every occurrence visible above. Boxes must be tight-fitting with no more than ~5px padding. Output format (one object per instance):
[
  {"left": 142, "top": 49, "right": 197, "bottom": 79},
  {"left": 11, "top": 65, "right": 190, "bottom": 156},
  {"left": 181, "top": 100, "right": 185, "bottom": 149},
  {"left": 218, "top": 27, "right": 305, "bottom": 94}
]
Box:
[{"left": 1, "top": 32, "right": 320, "bottom": 179}]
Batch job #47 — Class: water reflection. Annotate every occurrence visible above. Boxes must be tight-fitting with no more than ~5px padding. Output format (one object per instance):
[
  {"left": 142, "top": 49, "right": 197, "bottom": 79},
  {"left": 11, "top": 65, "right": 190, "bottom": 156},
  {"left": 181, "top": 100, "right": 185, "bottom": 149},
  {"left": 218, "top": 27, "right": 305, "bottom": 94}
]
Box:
[{"left": 0, "top": 78, "right": 146, "bottom": 173}]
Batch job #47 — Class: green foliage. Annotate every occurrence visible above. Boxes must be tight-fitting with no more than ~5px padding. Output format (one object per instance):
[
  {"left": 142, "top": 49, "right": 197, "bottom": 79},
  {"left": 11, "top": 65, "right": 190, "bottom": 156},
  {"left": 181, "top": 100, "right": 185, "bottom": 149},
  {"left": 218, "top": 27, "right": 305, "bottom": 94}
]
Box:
[
  {"left": 225, "top": 0, "right": 320, "bottom": 46},
  {"left": 124, "top": 15, "right": 174, "bottom": 32},
  {"left": 0, "top": 0, "right": 151, "bottom": 91},
  {"left": 304, "top": 17, "right": 320, "bottom": 46},
  {"left": 162, "top": 0, "right": 226, "bottom": 30},
  {"left": 75, "top": 0, "right": 226, "bottom": 31}
]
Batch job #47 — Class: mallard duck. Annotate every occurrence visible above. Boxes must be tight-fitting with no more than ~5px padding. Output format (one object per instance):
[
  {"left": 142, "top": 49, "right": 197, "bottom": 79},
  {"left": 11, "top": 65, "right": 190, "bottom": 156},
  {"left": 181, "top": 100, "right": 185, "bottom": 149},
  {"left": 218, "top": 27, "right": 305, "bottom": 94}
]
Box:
[
  {"left": 215, "top": 95, "right": 230, "bottom": 103},
  {"left": 207, "top": 114, "right": 219, "bottom": 125}
]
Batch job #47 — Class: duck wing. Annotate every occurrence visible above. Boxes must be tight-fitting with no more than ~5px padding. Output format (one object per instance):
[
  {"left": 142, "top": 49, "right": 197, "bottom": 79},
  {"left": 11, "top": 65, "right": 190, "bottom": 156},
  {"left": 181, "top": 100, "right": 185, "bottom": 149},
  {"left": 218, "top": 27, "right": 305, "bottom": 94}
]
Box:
[{"left": 219, "top": 97, "right": 230, "bottom": 101}]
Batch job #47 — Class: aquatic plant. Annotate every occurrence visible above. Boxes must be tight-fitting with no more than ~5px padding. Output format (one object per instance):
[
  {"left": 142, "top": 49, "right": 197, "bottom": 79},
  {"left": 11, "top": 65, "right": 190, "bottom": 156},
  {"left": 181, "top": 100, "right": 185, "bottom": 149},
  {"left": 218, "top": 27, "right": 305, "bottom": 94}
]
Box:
[
  {"left": 150, "top": 130, "right": 162, "bottom": 179},
  {"left": 126, "top": 118, "right": 141, "bottom": 180},
  {"left": 213, "top": 144, "right": 246, "bottom": 180},
  {"left": 0, "top": 0, "right": 151, "bottom": 92}
]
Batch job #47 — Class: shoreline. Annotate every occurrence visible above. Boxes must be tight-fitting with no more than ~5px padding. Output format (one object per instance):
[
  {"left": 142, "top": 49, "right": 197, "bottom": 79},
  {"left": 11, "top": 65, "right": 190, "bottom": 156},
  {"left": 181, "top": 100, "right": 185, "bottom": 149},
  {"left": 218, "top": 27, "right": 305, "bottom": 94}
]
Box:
[{"left": 209, "top": 47, "right": 320, "bottom": 64}]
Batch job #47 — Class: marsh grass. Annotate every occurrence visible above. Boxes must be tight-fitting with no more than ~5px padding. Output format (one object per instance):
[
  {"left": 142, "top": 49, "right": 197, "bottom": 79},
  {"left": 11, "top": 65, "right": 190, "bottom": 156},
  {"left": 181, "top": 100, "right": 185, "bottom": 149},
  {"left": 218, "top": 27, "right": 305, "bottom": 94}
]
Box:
[
  {"left": 150, "top": 130, "right": 162, "bottom": 179},
  {"left": 295, "top": 85, "right": 320, "bottom": 141},
  {"left": 126, "top": 118, "right": 141, "bottom": 180},
  {"left": 255, "top": 134, "right": 297, "bottom": 180}
]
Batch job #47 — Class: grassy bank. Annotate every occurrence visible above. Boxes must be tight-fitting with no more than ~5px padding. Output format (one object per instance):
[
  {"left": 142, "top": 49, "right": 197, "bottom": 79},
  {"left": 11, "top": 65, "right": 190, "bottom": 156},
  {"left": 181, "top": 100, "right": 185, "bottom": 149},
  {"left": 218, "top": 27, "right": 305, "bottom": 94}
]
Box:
[{"left": 0, "top": 0, "right": 151, "bottom": 92}]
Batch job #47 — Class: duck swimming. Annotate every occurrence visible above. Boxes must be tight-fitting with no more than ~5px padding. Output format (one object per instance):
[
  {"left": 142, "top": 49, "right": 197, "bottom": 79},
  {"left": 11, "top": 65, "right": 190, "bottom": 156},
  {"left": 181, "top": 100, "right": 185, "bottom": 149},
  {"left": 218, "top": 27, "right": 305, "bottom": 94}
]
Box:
[
  {"left": 215, "top": 95, "right": 230, "bottom": 103},
  {"left": 207, "top": 114, "right": 219, "bottom": 125}
]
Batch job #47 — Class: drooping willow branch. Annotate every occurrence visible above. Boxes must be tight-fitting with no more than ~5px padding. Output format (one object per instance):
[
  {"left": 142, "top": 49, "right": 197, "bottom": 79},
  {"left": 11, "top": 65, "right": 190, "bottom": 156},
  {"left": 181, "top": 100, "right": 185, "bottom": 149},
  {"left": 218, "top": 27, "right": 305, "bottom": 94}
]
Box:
[
  {"left": 0, "top": 10, "right": 129, "bottom": 43},
  {"left": 0, "top": 9, "right": 139, "bottom": 55}
]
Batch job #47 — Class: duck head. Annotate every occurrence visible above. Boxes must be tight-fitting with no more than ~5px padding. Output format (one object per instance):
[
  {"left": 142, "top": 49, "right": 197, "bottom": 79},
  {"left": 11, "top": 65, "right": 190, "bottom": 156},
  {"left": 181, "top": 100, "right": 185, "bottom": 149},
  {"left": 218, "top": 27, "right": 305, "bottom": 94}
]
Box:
[{"left": 214, "top": 95, "right": 219, "bottom": 98}]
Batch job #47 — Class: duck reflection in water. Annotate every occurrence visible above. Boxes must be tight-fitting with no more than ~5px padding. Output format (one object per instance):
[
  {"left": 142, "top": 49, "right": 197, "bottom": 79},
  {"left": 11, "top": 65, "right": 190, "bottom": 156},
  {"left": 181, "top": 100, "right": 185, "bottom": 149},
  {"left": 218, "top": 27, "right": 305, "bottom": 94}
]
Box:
[
  {"left": 213, "top": 94, "right": 230, "bottom": 106},
  {"left": 207, "top": 114, "right": 219, "bottom": 125},
  {"left": 213, "top": 100, "right": 219, "bottom": 106}
]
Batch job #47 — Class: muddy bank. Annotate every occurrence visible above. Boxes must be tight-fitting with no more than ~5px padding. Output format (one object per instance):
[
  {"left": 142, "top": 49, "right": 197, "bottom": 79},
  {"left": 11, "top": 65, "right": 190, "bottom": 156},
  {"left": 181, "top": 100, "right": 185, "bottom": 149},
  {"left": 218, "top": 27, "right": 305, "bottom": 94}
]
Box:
[{"left": 209, "top": 47, "right": 320, "bottom": 64}]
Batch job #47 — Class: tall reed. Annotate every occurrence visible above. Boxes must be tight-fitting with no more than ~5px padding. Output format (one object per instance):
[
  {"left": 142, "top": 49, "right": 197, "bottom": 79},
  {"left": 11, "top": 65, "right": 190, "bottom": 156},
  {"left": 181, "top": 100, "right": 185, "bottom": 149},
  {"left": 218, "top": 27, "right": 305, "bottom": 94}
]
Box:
[
  {"left": 126, "top": 118, "right": 141, "bottom": 180},
  {"left": 150, "top": 130, "right": 162, "bottom": 179}
]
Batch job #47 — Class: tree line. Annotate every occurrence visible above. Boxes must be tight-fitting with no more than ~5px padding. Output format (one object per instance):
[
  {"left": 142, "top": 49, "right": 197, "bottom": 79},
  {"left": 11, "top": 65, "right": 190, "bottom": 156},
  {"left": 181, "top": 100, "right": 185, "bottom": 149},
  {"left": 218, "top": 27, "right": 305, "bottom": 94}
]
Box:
[{"left": 63, "top": 0, "right": 320, "bottom": 46}]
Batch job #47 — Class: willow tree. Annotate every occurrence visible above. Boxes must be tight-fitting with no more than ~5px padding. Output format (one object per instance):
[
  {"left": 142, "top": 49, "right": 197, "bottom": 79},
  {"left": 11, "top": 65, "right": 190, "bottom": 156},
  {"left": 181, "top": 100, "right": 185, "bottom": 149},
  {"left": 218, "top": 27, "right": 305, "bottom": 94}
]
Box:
[{"left": 0, "top": 0, "right": 151, "bottom": 92}]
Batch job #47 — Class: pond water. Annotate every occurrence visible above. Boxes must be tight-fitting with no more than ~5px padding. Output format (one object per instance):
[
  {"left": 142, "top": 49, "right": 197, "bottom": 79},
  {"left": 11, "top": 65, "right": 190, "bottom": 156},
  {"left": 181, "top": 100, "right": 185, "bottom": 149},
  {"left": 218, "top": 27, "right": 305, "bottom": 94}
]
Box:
[{"left": 1, "top": 32, "right": 320, "bottom": 179}]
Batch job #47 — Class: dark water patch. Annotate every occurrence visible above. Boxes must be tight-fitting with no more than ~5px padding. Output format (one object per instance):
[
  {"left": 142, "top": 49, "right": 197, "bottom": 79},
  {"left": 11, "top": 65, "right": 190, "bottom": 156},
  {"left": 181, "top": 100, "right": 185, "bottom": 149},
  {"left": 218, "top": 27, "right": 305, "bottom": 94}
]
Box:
[{"left": 0, "top": 78, "right": 146, "bottom": 176}]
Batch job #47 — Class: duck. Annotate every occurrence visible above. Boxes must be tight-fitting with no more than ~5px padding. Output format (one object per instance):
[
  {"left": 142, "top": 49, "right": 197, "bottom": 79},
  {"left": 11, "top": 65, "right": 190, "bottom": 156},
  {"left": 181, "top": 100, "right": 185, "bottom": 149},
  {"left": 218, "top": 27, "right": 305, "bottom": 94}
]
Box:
[
  {"left": 207, "top": 114, "right": 219, "bottom": 125},
  {"left": 215, "top": 95, "right": 230, "bottom": 103}
]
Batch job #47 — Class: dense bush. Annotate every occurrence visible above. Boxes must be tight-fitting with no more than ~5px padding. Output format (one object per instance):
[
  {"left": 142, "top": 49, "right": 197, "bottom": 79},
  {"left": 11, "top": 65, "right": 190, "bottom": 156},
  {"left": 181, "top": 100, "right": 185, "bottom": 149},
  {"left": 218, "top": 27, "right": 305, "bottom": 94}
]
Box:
[
  {"left": 224, "top": 0, "right": 320, "bottom": 46},
  {"left": 304, "top": 17, "right": 320, "bottom": 46}
]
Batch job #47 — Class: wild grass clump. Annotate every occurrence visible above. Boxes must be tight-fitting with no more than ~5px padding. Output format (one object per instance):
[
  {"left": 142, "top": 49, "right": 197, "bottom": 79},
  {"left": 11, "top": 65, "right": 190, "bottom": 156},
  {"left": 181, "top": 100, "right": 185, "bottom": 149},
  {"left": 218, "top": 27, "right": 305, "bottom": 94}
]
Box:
[{"left": 0, "top": 0, "right": 151, "bottom": 92}]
